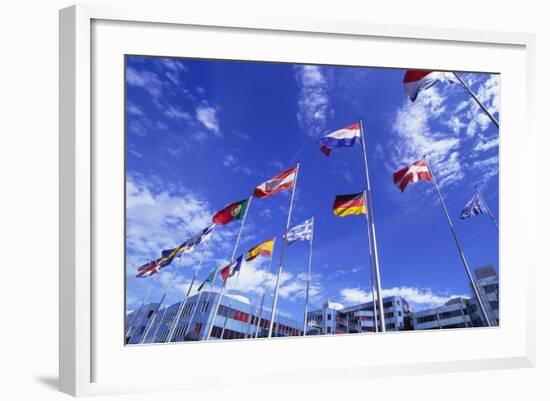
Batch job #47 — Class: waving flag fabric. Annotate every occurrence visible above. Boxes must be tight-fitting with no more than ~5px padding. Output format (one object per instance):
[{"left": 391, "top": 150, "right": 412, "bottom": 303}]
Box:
[
  {"left": 403, "top": 70, "right": 458, "bottom": 102},
  {"left": 460, "top": 192, "right": 486, "bottom": 219},
  {"left": 213, "top": 199, "right": 249, "bottom": 225},
  {"left": 333, "top": 193, "right": 367, "bottom": 217},
  {"left": 393, "top": 159, "right": 432, "bottom": 192},
  {"left": 253, "top": 166, "right": 297, "bottom": 199},
  {"left": 318, "top": 124, "right": 361, "bottom": 156},
  {"left": 245, "top": 238, "right": 275, "bottom": 262},
  {"left": 285, "top": 218, "right": 314, "bottom": 245},
  {"left": 220, "top": 255, "right": 244, "bottom": 281},
  {"left": 197, "top": 267, "right": 217, "bottom": 292},
  {"left": 158, "top": 224, "right": 215, "bottom": 268},
  {"left": 136, "top": 260, "right": 161, "bottom": 278}
]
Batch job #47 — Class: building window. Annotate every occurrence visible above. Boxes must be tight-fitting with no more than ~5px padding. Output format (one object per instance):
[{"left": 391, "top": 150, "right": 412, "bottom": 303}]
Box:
[
  {"left": 327, "top": 314, "right": 332, "bottom": 321},
  {"left": 326, "top": 327, "right": 332, "bottom": 334}
]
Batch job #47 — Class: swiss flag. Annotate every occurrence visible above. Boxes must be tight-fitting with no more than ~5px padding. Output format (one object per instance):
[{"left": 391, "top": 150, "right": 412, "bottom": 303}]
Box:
[{"left": 393, "top": 159, "right": 432, "bottom": 192}]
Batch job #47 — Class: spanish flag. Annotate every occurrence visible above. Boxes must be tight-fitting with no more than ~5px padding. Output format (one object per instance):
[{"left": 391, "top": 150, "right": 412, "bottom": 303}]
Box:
[
  {"left": 333, "top": 192, "right": 367, "bottom": 217},
  {"left": 245, "top": 238, "right": 275, "bottom": 262}
]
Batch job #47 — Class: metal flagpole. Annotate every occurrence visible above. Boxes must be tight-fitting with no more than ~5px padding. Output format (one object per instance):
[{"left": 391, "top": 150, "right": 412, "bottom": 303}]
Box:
[
  {"left": 268, "top": 162, "right": 300, "bottom": 338},
  {"left": 358, "top": 119, "right": 386, "bottom": 332},
  {"left": 220, "top": 264, "right": 244, "bottom": 339},
  {"left": 184, "top": 274, "right": 218, "bottom": 341},
  {"left": 475, "top": 186, "right": 499, "bottom": 230},
  {"left": 206, "top": 195, "right": 253, "bottom": 340},
  {"left": 165, "top": 231, "right": 214, "bottom": 342},
  {"left": 302, "top": 216, "right": 315, "bottom": 335},
  {"left": 453, "top": 72, "right": 499, "bottom": 129},
  {"left": 423, "top": 156, "right": 491, "bottom": 326},
  {"left": 362, "top": 189, "right": 379, "bottom": 333},
  {"left": 254, "top": 238, "right": 277, "bottom": 338},
  {"left": 139, "top": 261, "right": 184, "bottom": 344},
  {"left": 125, "top": 274, "right": 157, "bottom": 341}
]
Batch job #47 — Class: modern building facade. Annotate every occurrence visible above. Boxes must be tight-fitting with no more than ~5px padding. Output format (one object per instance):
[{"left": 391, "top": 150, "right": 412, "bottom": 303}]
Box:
[
  {"left": 126, "top": 291, "right": 303, "bottom": 344},
  {"left": 412, "top": 265, "right": 500, "bottom": 330},
  {"left": 306, "top": 296, "right": 413, "bottom": 334},
  {"left": 126, "top": 265, "right": 500, "bottom": 343}
]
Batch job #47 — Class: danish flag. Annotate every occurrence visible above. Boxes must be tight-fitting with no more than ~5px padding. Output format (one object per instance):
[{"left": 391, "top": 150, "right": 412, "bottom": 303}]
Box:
[{"left": 393, "top": 159, "right": 432, "bottom": 192}]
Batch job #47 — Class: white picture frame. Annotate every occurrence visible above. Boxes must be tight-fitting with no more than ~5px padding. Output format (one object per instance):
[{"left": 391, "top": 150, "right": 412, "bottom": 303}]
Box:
[{"left": 59, "top": 3, "right": 536, "bottom": 397}]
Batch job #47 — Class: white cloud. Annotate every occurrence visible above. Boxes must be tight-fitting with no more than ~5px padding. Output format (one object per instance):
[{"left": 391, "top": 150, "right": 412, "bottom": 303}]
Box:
[
  {"left": 473, "top": 136, "right": 499, "bottom": 153},
  {"left": 390, "top": 86, "right": 462, "bottom": 188},
  {"left": 339, "top": 286, "right": 469, "bottom": 309},
  {"left": 340, "top": 288, "right": 370, "bottom": 304},
  {"left": 295, "top": 65, "right": 331, "bottom": 137},
  {"left": 126, "top": 175, "right": 214, "bottom": 261},
  {"left": 163, "top": 106, "right": 192, "bottom": 122},
  {"left": 126, "top": 67, "right": 163, "bottom": 98},
  {"left": 221, "top": 153, "right": 253, "bottom": 175},
  {"left": 464, "top": 75, "right": 500, "bottom": 137},
  {"left": 196, "top": 105, "right": 221, "bottom": 136},
  {"left": 127, "top": 101, "right": 144, "bottom": 116}
]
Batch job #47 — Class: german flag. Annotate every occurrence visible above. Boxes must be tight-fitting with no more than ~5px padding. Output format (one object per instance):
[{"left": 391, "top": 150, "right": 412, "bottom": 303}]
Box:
[{"left": 333, "top": 192, "right": 367, "bottom": 217}]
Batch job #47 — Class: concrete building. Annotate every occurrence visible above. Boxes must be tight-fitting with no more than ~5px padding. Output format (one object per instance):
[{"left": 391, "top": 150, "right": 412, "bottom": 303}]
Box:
[
  {"left": 412, "top": 265, "right": 499, "bottom": 330},
  {"left": 306, "top": 296, "right": 413, "bottom": 334},
  {"left": 126, "top": 265, "right": 499, "bottom": 343},
  {"left": 126, "top": 291, "right": 302, "bottom": 344}
]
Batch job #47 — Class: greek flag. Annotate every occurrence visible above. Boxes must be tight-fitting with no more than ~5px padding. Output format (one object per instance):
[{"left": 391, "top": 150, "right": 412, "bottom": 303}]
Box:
[
  {"left": 460, "top": 192, "right": 486, "bottom": 219},
  {"left": 285, "top": 218, "right": 313, "bottom": 245}
]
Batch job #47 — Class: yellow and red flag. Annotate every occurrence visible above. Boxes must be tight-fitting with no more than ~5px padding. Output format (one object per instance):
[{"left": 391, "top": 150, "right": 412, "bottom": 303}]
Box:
[{"left": 245, "top": 238, "right": 275, "bottom": 262}]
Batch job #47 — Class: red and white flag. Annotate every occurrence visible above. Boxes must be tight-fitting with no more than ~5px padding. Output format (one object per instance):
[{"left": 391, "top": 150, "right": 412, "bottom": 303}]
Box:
[
  {"left": 403, "top": 70, "right": 458, "bottom": 102},
  {"left": 393, "top": 159, "right": 432, "bottom": 192},
  {"left": 136, "top": 260, "right": 161, "bottom": 278},
  {"left": 253, "top": 166, "right": 297, "bottom": 199}
]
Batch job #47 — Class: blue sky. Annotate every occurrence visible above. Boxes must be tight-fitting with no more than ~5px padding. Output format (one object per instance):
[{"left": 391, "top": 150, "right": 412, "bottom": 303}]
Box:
[{"left": 125, "top": 55, "right": 499, "bottom": 322}]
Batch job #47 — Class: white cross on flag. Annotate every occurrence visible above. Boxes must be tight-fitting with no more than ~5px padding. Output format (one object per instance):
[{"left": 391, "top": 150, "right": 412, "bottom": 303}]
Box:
[{"left": 393, "top": 159, "right": 432, "bottom": 192}]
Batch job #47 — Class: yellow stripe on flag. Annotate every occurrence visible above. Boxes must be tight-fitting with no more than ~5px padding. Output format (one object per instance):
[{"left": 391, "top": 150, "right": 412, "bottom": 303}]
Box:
[{"left": 333, "top": 205, "right": 367, "bottom": 217}]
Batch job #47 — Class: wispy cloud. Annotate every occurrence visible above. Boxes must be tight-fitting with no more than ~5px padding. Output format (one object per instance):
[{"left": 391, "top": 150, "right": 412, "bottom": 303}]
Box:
[
  {"left": 126, "top": 67, "right": 164, "bottom": 99},
  {"left": 295, "top": 65, "right": 331, "bottom": 137},
  {"left": 222, "top": 153, "right": 253, "bottom": 175},
  {"left": 196, "top": 105, "right": 221, "bottom": 136},
  {"left": 390, "top": 86, "right": 463, "bottom": 189},
  {"left": 163, "top": 106, "right": 192, "bottom": 122}
]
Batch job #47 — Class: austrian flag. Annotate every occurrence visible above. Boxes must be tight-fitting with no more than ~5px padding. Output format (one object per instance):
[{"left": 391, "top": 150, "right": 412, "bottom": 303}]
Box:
[
  {"left": 253, "top": 166, "right": 297, "bottom": 199},
  {"left": 403, "top": 70, "right": 458, "bottom": 102},
  {"left": 393, "top": 159, "right": 432, "bottom": 192}
]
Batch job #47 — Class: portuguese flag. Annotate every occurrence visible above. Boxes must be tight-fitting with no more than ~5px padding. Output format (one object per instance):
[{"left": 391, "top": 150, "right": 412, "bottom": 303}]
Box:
[
  {"left": 333, "top": 192, "right": 367, "bottom": 217},
  {"left": 212, "top": 198, "right": 249, "bottom": 225}
]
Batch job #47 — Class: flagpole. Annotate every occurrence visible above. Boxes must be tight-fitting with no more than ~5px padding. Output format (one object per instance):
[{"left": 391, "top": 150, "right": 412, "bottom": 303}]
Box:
[
  {"left": 125, "top": 274, "right": 156, "bottom": 341},
  {"left": 475, "top": 186, "right": 499, "bottom": 230},
  {"left": 361, "top": 189, "right": 379, "bottom": 333},
  {"left": 191, "top": 280, "right": 217, "bottom": 341},
  {"left": 206, "top": 195, "right": 253, "bottom": 340},
  {"left": 301, "top": 216, "right": 315, "bottom": 335},
  {"left": 139, "top": 261, "right": 184, "bottom": 344},
  {"left": 268, "top": 162, "right": 300, "bottom": 338},
  {"left": 453, "top": 72, "right": 499, "bottom": 129},
  {"left": 358, "top": 119, "right": 386, "bottom": 332},
  {"left": 423, "top": 156, "right": 491, "bottom": 326},
  {"left": 254, "top": 239, "right": 276, "bottom": 338},
  {"left": 165, "top": 231, "right": 214, "bottom": 343}
]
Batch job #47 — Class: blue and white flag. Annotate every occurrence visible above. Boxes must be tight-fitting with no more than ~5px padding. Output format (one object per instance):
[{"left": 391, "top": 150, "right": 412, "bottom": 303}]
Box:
[
  {"left": 285, "top": 218, "right": 314, "bottom": 245},
  {"left": 460, "top": 193, "right": 486, "bottom": 220}
]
